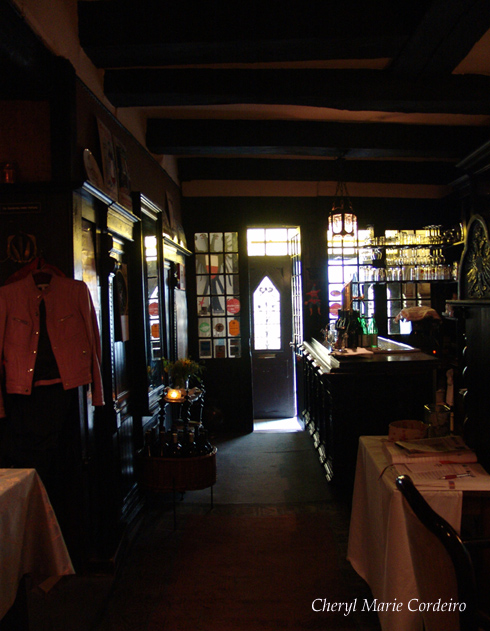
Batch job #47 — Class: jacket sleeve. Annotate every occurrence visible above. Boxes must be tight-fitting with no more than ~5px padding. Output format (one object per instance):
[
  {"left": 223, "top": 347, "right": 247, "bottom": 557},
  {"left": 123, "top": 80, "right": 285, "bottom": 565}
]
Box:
[
  {"left": 0, "top": 292, "right": 7, "bottom": 417},
  {"left": 79, "top": 282, "right": 105, "bottom": 407}
]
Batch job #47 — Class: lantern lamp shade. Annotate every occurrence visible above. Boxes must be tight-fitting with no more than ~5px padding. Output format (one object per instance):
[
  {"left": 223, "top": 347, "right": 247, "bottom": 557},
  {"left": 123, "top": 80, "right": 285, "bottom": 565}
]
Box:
[{"left": 328, "top": 211, "right": 357, "bottom": 237}]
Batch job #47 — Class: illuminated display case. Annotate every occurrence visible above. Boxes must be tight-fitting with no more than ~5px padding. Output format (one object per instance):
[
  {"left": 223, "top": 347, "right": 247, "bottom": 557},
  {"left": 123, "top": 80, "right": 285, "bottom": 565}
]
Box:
[{"left": 327, "top": 225, "right": 462, "bottom": 338}]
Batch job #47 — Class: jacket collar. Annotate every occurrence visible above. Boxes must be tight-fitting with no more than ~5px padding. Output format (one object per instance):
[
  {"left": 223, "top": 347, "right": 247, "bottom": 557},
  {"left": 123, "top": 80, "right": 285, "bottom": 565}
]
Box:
[{"left": 26, "top": 271, "right": 61, "bottom": 297}]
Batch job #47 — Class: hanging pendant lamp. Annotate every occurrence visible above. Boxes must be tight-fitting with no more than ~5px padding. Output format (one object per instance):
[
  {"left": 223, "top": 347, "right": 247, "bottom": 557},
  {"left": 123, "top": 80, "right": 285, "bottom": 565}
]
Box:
[{"left": 328, "top": 154, "right": 357, "bottom": 237}]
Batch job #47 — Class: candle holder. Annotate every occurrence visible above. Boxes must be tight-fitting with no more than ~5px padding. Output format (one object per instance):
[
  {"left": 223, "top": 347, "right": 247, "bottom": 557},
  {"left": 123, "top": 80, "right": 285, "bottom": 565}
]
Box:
[{"left": 164, "top": 387, "right": 185, "bottom": 403}]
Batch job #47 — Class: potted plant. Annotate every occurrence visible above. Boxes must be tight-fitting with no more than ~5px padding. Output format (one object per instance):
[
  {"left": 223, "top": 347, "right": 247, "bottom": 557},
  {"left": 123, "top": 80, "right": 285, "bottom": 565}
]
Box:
[{"left": 163, "top": 357, "right": 203, "bottom": 390}]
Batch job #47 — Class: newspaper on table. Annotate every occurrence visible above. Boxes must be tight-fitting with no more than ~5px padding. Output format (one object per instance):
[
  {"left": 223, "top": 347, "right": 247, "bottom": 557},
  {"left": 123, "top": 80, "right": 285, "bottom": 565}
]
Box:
[{"left": 383, "top": 435, "right": 477, "bottom": 464}]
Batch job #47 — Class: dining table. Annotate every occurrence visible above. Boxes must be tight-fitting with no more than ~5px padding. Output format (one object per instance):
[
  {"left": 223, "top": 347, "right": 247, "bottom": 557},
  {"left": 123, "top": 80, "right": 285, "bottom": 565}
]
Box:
[
  {"left": 0, "top": 468, "right": 75, "bottom": 624},
  {"left": 347, "top": 435, "right": 490, "bottom": 631}
]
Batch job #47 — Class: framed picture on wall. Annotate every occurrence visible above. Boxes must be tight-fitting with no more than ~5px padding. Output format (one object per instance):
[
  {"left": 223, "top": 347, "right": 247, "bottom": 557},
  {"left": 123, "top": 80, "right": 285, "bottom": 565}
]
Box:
[
  {"left": 173, "top": 221, "right": 187, "bottom": 249},
  {"left": 162, "top": 193, "right": 172, "bottom": 237},
  {"left": 165, "top": 192, "right": 177, "bottom": 240},
  {"left": 114, "top": 136, "right": 132, "bottom": 210},
  {"left": 97, "top": 118, "right": 118, "bottom": 200}
]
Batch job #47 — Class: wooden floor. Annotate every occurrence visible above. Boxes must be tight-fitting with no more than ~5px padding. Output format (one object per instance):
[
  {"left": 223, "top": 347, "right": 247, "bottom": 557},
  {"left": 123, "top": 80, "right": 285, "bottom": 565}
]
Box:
[{"left": 26, "top": 427, "right": 381, "bottom": 631}]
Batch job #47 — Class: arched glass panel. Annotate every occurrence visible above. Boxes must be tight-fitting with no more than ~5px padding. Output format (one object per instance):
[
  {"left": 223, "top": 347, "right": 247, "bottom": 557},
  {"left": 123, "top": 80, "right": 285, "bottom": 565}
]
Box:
[{"left": 253, "top": 276, "right": 281, "bottom": 350}]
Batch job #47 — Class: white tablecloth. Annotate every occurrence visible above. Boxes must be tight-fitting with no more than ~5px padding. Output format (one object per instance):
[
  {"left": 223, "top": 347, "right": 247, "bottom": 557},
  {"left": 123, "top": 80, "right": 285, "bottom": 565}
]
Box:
[
  {"left": 0, "top": 468, "right": 74, "bottom": 620},
  {"left": 347, "top": 436, "right": 465, "bottom": 631}
]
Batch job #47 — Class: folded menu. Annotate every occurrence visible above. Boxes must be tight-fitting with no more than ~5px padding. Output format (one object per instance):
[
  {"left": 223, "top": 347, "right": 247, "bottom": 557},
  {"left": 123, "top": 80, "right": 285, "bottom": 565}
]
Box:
[
  {"left": 383, "top": 435, "right": 477, "bottom": 464},
  {"left": 394, "top": 461, "right": 490, "bottom": 490}
]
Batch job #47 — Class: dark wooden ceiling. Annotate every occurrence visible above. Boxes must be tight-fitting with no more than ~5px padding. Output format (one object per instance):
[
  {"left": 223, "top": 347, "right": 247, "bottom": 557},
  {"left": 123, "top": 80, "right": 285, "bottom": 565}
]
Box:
[{"left": 11, "top": 1, "right": 490, "bottom": 199}]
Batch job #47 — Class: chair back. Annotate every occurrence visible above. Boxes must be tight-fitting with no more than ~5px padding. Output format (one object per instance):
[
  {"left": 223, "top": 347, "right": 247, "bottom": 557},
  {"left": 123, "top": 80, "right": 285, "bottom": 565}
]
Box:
[{"left": 396, "top": 474, "right": 478, "bottom": 631}]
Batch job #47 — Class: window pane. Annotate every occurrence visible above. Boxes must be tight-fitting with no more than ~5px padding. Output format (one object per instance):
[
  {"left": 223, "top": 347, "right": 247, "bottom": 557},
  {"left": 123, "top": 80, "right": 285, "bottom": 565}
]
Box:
[
  {"left": 247, "top": 228, "right": 265, "bottom": 255},
  {"left": 195, "top": 232, "right": 241, "bottom": 359},
  {"left": 226, "top": 296, "right": 241, "bottom": 315},
  {"left": 227, "top": 317, "right": 240, "bottom": 337},
  {"left": 214, "top": 339, "right": 226, "bottom": 358},
  {"left": 146, "top": 258, "right": 157, "bottom": 277},
  {"left": 198, "top": 318, "right": 211, "bottom": 337},
  {"left": 209, "top": 232, "right": 224, "bottom": 252},
  {"left": 196, "top": 275, "right": 210, "bottom": 295},
  {"left": 226, "top": 274, "right": 240, "bottom": 294},
  {"left": 211, "top": 294, "right": 225, "bottom": 315},
  {"left": 266, "top": 228, "right": 287, "bottom": 243},
  {"left": 248, "top": 241, "right": 265, "bottom": 256},
  {"left": 225, "top": 253, "right": 239, "bottom": 273},
  {"left": 145, "top": 235, "right": 157, "bottom": 259},
  {"left": 195, "top": 233, "right": 209, "bottom": 252},
  {"left": 225, "top": 232, "right": 238, "bottom": 252},
  {"left": 265, "top": 241, "right": 288, "bottom": 256},
  {"left": 228, "top": 338, "right": 241, "bottom": 357},
  {"left": 195, "top": 254, "right": 209, "bottom": 274},
  {"left": 388, "top": 299, "right": 402, "bottom": 318},
  {"left": 198, "top": 296, "right": 210, "bottom": 316},
  {"left": 212, "top": 317, "right": 226, "bottom": 337},
  {"left": 209, "top": 253, "right": 224, "bottom": 274},
  {"left": 199, "top": 339, "right": 213, "bottom": 358},
  {"left": 388, "top": 319, "right": 401, "bottom": 335},
  {"left": 210, "top": 275, "right": 225, "bottom": 295}
]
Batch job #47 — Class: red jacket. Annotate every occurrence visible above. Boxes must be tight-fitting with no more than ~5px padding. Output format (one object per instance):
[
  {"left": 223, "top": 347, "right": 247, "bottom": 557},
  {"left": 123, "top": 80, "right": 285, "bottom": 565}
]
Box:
[{"left": 0, "top": 273, "right": 105, "bottom": 417}]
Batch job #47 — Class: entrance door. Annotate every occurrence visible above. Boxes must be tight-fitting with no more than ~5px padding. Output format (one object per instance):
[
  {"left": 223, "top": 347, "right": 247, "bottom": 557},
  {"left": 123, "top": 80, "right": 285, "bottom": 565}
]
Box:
[{"left": 250, "top": 256, "right": 295, "bottom": 418}]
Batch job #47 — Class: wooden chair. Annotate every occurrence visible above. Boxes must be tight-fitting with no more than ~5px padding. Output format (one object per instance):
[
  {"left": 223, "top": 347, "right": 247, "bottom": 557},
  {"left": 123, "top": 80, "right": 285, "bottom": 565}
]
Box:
[{"left": 396, "top": 474, "right": 490, "bottom": 631}]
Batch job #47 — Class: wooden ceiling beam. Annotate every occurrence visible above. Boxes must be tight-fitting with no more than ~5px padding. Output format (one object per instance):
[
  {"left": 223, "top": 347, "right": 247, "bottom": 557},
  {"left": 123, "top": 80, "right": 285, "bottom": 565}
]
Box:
[
  {"left": 177, "top": 157, "right": 460, "bottom": 185},
  {"left": 390, "top": 0, "right": 490, "bottom": 76},
  {"left": 146, "top": 119, "right": 489, "bottom": 160},
  {"left": 180, "top": 179, "right": 452, "bottom": 199},
  {"left": 77, "top": 0, "right": 427, "bottom": 67},
  {"left": 104, "top": 67, "right": 490, "bottom": 114}
]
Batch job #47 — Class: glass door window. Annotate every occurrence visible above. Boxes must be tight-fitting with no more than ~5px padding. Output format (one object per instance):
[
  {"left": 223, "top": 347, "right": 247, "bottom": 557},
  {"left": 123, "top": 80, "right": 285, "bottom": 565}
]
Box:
[
  {"left": 247, "top": 226, "right": 300, "bottom": 419},
  {"left": 247, "top": 226, "right": 302, "bottom": 351},
  {"left": 253, "top": 276, "right": 281, "bottom": 350}
]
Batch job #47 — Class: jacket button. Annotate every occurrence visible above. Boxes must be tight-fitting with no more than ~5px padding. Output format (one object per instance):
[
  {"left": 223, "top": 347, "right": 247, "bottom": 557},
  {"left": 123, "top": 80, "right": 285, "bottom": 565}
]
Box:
[
  {"left": 28, "top": 368, "right": 33, "bottom": 372},
  {"left": 33, "top": 350, "right": 37, "bottom": 354},
  {"left": 35, "top": 331, "right": 39, "bottom": 335}
]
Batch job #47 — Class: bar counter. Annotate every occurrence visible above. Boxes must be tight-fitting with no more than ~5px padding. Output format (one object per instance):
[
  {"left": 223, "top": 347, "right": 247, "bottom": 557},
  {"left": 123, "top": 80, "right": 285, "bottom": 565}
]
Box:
[{"left": 300, "top": 337, "right": 439, "bottom": 488}]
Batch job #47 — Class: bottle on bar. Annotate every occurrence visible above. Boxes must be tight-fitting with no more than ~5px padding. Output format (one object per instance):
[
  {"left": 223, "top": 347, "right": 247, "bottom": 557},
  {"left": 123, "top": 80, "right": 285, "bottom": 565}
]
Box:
[
  {"left": 335, "top": 311, "right": 347, "bottom": 349},
  {"left": 360, "top": 315, "right": 369, "bottom": 347},
  {"left": 196, "top": 426, "right": 213, "bottom": 456},
  {"left": 169, "top": 431, "right": 183, "bottom": 457},
  {"left": 368, "top": 316, "right": 378, "bottom": 348},
  {"left": 159, "top": 430, "right": 169, "bottom": 458},
  {"left": 347, "top": 310, "right": 361, "bottom": 349},
  {"left": 183, "top": 428, "right": 199, "bottom": 457}
]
